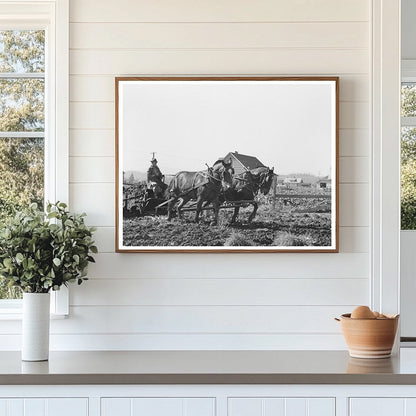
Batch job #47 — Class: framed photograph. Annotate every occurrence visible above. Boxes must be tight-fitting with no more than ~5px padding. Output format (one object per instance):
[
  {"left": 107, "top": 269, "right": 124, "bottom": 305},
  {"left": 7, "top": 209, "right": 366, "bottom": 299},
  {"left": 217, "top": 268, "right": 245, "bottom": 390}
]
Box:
[{"left": 116, "top": 76, "right": 338, "bottom": 253}]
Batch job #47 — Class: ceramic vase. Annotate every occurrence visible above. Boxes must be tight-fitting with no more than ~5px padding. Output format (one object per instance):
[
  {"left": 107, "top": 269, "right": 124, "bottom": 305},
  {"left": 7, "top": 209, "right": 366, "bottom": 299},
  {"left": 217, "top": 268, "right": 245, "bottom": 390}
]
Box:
[{"left": 22, "top": 292, "right": 50, "bottom": 361}]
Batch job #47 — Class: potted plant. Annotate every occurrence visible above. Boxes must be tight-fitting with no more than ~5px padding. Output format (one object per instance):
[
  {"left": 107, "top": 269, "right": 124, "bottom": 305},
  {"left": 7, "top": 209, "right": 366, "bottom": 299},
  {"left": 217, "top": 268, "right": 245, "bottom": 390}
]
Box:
[{"left": 0, "top": 202, "right": 97, "bottom": 361}]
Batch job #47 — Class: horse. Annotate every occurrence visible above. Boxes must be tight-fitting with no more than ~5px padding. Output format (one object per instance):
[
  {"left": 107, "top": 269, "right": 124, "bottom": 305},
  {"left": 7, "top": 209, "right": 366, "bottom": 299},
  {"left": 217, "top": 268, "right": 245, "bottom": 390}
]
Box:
[
  {"left": 165, "top": 159, "right": 234, "bottom": 225},
  {"left": 222, "top": 166, "right": 275, "bottom": 223}
]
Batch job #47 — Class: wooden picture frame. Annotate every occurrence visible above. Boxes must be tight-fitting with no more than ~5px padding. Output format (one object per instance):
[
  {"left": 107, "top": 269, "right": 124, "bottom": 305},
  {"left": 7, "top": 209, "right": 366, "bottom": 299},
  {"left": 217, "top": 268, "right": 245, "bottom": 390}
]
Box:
[{"left": 115, "top": 76, "right": 339, "bottom": 253}]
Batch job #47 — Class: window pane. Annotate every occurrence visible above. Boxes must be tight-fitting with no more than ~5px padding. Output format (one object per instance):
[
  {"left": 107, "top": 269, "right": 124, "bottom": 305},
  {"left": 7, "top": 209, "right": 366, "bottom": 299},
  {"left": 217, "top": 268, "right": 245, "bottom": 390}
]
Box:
[
  {"left": 0, "top": 30, "right": 45, "bottom": 73},
  {"left": 0, "top": 137, "right": 43, "bottom": 300},
  {"left": 0, "top": 78, "right": 44, "bottom": 131},
  {"left": 401, "top": 127, "right": 416, "bottom": 230},
  {"left": 0, "top": 137, "right": 44, "bottom": 215}
]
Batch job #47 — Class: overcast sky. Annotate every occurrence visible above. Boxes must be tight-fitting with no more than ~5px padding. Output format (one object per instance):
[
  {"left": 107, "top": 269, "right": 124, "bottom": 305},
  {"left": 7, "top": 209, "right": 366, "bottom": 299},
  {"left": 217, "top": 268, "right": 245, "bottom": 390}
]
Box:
[{"left": 119, "top": 80, "right": 335, "bottom": 177}]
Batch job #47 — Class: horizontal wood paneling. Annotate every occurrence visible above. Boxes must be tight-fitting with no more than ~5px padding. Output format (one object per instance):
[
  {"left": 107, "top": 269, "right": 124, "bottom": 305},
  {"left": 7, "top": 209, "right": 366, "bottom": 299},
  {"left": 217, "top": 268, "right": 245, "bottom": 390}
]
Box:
[
  {"left": 69, "top": 74, "right": 369, "bottom": 103},
  {"left": 339, "top": 227, "right": 369, "bottom": 253},
  {"left": 69, "top": 157, "right": 114, "bottom": 183},
  {"left": 91, "top": 226, "right": 369, "bottom": 254},
  {"left": 70, "top": 49, "right": 368, "bottom": 75},
  {"left": 86, "top": 253, "right": 369, "bottom": 279},
  {"left": 70, "top": 278, "right": 368, "bottom": 306},
  {"left": 70, "top": 102, "right": 113, "bottom": 129},
  {"left": 339, "top": 157, "right": 369, "bottom": 183},
  {"left": 339, "top": 184, "right": 369, "bottom": 227},
  {"left": 69, "top": 101, "right": 368, "bottom": 130},
  {"left": 58, "top": 306, "right": 354, "bottom": 334},
  {"left": 69, "top": 183, "right": 114, "bottom": 226},
  {"left": 70, "top": 22, "right": 368, "bottom": 50},
  {"left": 69, "top": 130, "right": 114, "bottom": 157},
  {"left": 339, "top": 129, "right": 369, "bottom": 157},
  {"left": 90, "top": 227, "right": 115, "bottom": 253},
  {"left": 60, "top": 0, "right": 372, "bottom": 351},
  {"left": 0, "top": 333, "right": 347, "bottom": 350},
  {"left": 339, "top": 102, "right": 369, "bottom": 129},
  {"left": 69, "top": 0, "right": 369, "bottom": 23},
  {"left": 0, "top": 306, "right": 357, "bottom": 335}
]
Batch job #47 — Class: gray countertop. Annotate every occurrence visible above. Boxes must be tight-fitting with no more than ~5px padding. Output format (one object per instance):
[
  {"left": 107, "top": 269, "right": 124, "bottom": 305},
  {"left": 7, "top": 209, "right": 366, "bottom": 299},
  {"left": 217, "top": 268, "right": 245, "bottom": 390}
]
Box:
[{"left": 2, "top": 349, "right": 416, "bottom": 385}]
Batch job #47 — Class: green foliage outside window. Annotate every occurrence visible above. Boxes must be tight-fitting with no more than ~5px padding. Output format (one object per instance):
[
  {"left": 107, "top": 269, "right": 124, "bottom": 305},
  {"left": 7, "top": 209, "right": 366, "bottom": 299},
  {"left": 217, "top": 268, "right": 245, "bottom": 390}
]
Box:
[
  {"left": 0, "top": 30, "right": 45, "bottom": 299},
  {"left": 401, "top": 84, "right": 416, "bottom": 230}
]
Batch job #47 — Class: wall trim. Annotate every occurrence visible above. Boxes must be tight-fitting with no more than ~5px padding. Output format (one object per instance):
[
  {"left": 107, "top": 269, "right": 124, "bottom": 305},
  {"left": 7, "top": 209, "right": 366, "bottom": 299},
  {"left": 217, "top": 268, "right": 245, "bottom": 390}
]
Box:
[{"left": 371, "top": 0, "right": 401, "bottom": 315}]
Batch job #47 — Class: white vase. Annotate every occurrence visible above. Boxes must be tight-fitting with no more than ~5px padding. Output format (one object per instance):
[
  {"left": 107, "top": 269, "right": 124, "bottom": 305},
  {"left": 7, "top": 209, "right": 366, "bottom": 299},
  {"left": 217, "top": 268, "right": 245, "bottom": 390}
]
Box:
[{"left": 22, "top": 292, "right": 50, "bottom": 361}]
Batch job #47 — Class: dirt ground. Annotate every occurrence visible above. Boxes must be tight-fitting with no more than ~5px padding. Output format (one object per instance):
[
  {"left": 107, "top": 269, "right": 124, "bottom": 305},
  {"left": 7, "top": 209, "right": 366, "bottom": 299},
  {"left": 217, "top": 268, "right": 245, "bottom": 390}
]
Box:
[{"left": 123, "top": 201, "right": 332, "bottom": 247}]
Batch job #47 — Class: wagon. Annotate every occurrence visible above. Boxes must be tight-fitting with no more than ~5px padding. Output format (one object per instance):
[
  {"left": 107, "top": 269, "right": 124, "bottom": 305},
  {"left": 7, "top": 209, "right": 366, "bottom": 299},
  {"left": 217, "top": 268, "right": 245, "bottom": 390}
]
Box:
[{"left": 122, "top": 183, "right": 166, "bottom": 217}]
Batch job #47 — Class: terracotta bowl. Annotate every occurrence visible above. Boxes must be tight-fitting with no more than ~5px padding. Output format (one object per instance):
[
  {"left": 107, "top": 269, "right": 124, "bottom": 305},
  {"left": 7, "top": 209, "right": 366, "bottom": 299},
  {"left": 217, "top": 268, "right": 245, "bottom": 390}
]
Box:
[{"left": 337, "top": 313, "right": 399, "bottom": 359}]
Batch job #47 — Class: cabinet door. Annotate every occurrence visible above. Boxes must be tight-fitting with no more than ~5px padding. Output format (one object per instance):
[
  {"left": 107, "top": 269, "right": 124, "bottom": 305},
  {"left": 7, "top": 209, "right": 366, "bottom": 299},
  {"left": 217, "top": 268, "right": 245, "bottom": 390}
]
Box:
[
  {"left": 101, "top": 398, "right": 215, "bottom": 416},
  {"left": 228, "top": 397, "right": 335, "bottom": 416},
  {"left": 350, "top": 398, "right": 416, "bottom": 416},
  {"left": 0, "top": 398, "right": 88, "bottom": 416}
]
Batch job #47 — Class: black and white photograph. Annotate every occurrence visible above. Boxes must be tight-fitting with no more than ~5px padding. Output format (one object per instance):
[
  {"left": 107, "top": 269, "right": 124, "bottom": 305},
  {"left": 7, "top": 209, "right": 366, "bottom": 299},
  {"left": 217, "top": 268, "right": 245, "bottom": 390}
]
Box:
[{"left": 116, "top": 77, "right": 338, "bottom": 252}]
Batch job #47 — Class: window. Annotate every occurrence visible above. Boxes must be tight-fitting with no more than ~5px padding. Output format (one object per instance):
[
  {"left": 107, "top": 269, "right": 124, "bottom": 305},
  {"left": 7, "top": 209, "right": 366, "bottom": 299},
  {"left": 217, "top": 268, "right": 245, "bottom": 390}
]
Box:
[
  {"left": 401, "top": 78, "right": 416, "bottom": 229},
  {"left": 0, "top": 0, "right": 69, "bottom": 314},
  {"left": 0, "top": 29, "right": 45, "bottom": 300}
]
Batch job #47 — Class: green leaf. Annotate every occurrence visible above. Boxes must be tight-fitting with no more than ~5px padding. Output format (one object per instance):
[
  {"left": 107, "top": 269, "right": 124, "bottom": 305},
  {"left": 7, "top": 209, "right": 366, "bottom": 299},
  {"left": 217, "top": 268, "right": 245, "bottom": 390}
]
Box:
[{"left": 53, "top": 258, "right": 61, "bottom": 267}]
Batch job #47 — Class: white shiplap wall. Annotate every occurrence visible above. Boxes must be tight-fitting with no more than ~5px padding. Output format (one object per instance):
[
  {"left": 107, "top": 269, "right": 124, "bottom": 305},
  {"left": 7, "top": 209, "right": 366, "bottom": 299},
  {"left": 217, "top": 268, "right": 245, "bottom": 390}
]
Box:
[{"left": 57, "top": 0, "right": 371, "bottom": 350}]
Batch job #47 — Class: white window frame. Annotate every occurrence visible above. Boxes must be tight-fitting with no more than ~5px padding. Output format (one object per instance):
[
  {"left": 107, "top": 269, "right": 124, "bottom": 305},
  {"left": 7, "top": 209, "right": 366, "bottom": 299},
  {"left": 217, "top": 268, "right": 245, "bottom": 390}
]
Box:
[{"left": 0, "top": 0, "right": 69, "bottom": 317}]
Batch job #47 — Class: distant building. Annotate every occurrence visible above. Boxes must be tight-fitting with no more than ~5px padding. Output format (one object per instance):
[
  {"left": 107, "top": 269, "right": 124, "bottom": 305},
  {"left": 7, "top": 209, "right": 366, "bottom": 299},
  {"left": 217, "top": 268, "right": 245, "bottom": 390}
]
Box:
[
  {"left": 317, "top": 177, "right": 332, "bottom": 189},
  {"left": 283, "top": 177, "right": 304, "bottom": 186},
  {"left": 223, "top": 151, "right": 265, "bottom": 175}
]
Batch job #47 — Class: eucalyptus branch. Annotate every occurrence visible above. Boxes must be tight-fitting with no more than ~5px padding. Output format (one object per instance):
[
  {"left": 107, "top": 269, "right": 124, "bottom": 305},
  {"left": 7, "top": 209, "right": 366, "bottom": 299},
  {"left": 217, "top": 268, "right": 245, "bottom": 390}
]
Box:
[{"left": 0, "top": 202, "right": 97, "bottom": 293}]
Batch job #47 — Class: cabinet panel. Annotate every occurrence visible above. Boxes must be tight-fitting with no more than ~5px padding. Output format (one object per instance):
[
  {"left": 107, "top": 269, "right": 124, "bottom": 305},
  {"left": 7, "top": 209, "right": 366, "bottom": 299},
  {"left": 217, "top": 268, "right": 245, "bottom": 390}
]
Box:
[
  {"left": 309, "top": 398, "right": 336, "bottom": 416},
  {"left": 101, "top": 398, "right": 131, "bottom": 416},
  {"left": 228, "top": 398, "right": 262, "bottom": 416},
  {"left": 7, "top": 400, "right": 23, "bottom": 416},
  {"left": 349, "top": 398, "right": 405, "bottom": 416},
  {"left": 0, "top": 398, "right": 87, "bottom": 416},
  {"left": 228, "top": 398, "right": 334, "bottom": 416},
  {"left": 405, "top": 398, "right": 416, "bottom": 414},
  {"left": 101, "top": 398, "right": 215, "bottom": 416},
  {"left": 131, "top": 398, "right": 183, "bottom": 416},
  {"left": 285, "top": 398, "right": 307, "bottom": 416},
  {"left": 47, "top": 398, "right": 88, "bottom": 416},
  {"left": 264, "top": 399, "right": 285, "bottom": 415},
  {"left": 185, "top": 398, "right": 215, "bottom": 416}
]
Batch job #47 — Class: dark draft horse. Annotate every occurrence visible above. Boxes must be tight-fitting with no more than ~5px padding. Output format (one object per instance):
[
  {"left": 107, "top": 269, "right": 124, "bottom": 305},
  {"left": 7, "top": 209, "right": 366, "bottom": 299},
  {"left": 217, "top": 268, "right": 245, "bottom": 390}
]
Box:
[
  {"left": 222, "top": 166, "right": 275, "bottom": 223},
  {"left": 165, "top": 159, "right": 234, "bottom": 225}
]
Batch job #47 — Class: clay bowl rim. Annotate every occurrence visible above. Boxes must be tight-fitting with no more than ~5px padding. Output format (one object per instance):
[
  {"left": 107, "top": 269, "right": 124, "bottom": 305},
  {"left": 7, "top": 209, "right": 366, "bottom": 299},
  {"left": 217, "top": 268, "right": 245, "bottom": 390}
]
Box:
[{"left": 340, "top": 313, "right": 399, "bottom": 320}]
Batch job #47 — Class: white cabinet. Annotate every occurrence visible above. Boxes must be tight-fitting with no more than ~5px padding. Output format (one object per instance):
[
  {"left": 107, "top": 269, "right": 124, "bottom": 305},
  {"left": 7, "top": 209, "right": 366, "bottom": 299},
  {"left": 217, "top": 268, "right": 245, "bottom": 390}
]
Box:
[
  {"left": 349, "top": 398, "right": 416, "bottom": 416},
  {"left": 4, "top": 385, "right": 416, "bottom": 416},
  {"left": 101, "top": 398, "right": 215, "bottom": 416},
  {"left": 228, "top": 397, "right": 335, "bottom": 416},
  {"left": 0, "top": 398, "right": 88, "bottom": 416}
]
